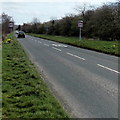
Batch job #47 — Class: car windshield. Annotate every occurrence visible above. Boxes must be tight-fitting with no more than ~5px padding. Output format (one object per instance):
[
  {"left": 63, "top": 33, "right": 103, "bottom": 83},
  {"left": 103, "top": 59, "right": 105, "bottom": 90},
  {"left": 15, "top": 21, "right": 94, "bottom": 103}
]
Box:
[{"left": 19, "top": 31, "right": 24, "bottom": 34}]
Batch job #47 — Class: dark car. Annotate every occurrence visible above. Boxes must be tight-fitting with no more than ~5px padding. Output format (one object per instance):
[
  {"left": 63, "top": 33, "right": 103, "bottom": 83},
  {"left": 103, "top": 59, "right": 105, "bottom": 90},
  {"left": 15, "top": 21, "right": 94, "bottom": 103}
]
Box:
[{"left": 17, "top": 31, "right": 25, "bottom": 38}]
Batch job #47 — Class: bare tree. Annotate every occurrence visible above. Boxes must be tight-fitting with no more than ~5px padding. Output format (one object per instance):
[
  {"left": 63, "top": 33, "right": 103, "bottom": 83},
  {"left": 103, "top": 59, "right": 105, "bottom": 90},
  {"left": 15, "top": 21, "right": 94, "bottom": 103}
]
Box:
[
  {"left": 2, "top": 13, "right": 14, "bottom": 34},
  {"left": 0, "top": 15, "right": 2, "bottom": 36},
  {"left": 32, "top": 17, "right": 40, "bottom": 24},
  {"left": 75, "top": 2, "right": 95, "bottom": 20}
]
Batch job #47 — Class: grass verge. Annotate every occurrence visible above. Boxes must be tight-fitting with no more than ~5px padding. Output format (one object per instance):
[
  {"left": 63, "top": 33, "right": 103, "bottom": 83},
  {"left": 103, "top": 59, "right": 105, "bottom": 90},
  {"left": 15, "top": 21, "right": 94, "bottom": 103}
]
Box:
[
  {"left": 2, "top": 33, "right": 69, "bottom": 118},
  {"left": 28, "top": 33, "right": 120, "bottom": 56}
]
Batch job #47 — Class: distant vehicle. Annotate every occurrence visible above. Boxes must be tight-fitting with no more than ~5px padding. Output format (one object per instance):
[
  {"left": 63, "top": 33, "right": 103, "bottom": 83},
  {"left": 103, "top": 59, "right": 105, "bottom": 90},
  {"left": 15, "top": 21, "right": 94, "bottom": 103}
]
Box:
[{"left": 17, "top": 31, "right": 25, "bottom": 38}]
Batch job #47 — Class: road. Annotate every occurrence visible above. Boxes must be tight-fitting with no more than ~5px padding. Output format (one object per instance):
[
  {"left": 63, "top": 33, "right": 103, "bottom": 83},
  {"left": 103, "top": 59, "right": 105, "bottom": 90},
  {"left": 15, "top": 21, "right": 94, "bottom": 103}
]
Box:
[{"left": 18, "top": 35, "right": 119, "bottom": 118}]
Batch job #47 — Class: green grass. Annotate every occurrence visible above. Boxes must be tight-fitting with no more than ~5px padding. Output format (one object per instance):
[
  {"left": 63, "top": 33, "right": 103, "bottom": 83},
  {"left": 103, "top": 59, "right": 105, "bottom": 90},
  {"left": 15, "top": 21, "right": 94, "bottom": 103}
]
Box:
[
  {"left": 28, "top": 33, "right": 120, "bottom": 56},
  {"left": 2, "top": 33, "right": 69, "bottom": 118}
]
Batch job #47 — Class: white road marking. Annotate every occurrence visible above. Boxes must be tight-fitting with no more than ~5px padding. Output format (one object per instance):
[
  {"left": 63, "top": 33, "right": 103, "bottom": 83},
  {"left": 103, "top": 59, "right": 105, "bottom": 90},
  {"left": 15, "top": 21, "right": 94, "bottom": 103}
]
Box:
[
  {"left": 52, "top": 44, "right": 58, "bottom": 47},
  {"left": 44, "top": 43, "right": 49, "bottom": 46},
  {"left": 52, "top": 44, "right": 67, "bottom": 48},
  {"left": 66, "top": 52, "right": 85, "bottom": 60},
  {"left": 52, "top": 47, "right": 61, "bottom": 51},
  {"left": 97, "top": 64, "right": 119, "bottom": 74},
  {"left": 39, "top": 41, "right": 42, "bottom": 43}
]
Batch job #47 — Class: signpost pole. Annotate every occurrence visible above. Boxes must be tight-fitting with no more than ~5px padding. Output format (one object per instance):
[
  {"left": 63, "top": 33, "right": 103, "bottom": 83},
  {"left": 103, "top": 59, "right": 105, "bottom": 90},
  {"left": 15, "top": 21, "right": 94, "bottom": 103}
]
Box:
[
  {"left": 79, "top": 27, "right": 81, "bottom": 40},
  {"left": 78, "top": 20, "right": 83, "bottom": 41}
]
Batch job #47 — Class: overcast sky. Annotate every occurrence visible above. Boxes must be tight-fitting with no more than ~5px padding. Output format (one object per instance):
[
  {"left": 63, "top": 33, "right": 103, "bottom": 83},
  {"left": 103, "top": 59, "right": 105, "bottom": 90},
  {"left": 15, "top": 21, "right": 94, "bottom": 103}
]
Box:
[{"left": 0, "top": 0, "right": 118, "bottom": 25}]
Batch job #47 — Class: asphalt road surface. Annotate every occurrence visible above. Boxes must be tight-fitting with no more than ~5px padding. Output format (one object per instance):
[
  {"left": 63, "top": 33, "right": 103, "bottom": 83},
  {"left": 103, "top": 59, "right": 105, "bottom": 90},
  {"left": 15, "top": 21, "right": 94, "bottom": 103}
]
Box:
[{"left": 18, "top": 35, "right": 119, "bottom": 118}]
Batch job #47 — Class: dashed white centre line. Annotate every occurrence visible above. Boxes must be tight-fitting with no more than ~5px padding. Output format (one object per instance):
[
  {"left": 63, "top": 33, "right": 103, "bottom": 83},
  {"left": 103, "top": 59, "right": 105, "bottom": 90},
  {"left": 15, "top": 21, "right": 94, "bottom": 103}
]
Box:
[
  {"left": 52, "top": 47, "right": 61, "bottom": 52},
  {"left": 39, "top": 41, "right": 42, "bottom": 43},
  {"left": 44, "top": 43, "right": 49, "bottom": 46},
  {"left": 97, "top": 64, "right": 119, "bottom": 74},
  {"left": 66, "top": 52, "right": 85, "bottom": 60}
]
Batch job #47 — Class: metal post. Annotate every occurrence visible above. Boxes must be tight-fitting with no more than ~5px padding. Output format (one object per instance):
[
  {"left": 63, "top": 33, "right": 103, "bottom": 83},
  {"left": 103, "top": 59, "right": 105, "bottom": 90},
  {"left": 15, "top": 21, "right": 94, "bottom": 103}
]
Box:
[
  {"left": 79, "top": 27, "right": 81, "bottom": 40},
  {"left": 78, "top": 20, "right": 83, "bottom": 40}
]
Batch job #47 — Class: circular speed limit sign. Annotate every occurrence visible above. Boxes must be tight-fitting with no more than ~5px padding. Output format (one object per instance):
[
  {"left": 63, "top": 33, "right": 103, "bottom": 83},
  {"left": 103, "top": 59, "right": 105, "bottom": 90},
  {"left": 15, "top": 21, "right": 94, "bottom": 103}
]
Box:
[{"left": 78, "top": 20, "right": 83, "bottom": 28}]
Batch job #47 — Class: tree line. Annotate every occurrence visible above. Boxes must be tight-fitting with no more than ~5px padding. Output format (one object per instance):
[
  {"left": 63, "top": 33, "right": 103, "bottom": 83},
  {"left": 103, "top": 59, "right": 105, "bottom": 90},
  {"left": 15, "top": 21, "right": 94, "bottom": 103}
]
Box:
[{"left": 22, "top": 1, "right": 120, "bottom": 41}]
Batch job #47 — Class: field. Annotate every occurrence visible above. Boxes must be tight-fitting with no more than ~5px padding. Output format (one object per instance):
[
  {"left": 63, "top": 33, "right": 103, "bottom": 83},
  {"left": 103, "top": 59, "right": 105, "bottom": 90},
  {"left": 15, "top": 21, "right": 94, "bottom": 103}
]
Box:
[
  {"left": 28, "top": 33, "right": 120, "bottom": 56},
  {"left": 2, "top": 34, "right": 69, "bottom": 118}
]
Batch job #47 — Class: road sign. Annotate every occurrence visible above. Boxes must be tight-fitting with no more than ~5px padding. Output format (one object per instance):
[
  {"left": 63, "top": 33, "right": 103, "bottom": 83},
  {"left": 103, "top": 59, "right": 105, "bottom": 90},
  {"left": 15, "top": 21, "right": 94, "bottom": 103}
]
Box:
[
  {"left": 9, "top": 22, "right": 14, "bottom": 28},
  {"left": 78, "top": 20, "right": 83, "bottom": 40},
  {"left": 78, "top": 20, "right": 83, "bottom": 28}
]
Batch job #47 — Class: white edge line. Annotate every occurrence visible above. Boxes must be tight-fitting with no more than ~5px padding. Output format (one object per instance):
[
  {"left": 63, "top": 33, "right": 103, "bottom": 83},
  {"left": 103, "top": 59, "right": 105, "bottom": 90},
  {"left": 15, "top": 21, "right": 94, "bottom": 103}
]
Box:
[
  {"left": 97, "top": 64, "right": 119, "bottom": 74},
  {"left": 66, "top": 52, "right": 85, "bottom": 60},
  {"left": 52, "top": 47, "right": 61, "bottom": 51},
  {"left": 44, "top": 43, "right": 49, "bottom": 46}
]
